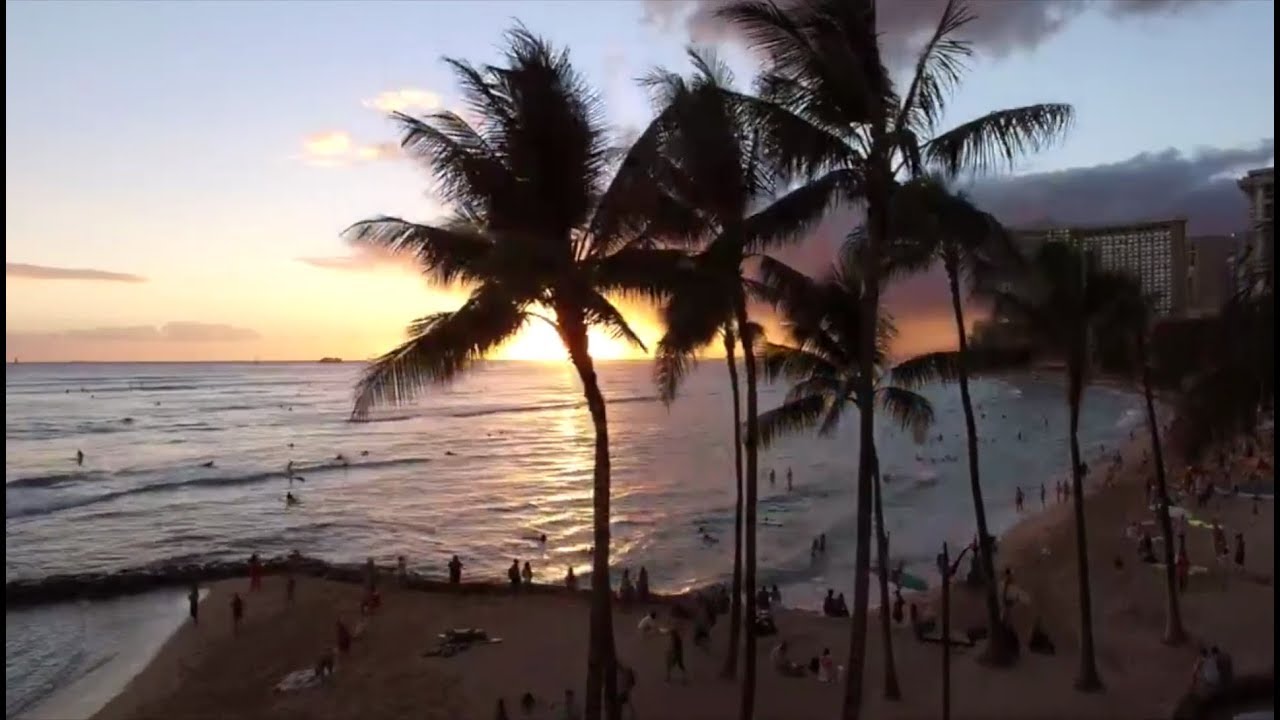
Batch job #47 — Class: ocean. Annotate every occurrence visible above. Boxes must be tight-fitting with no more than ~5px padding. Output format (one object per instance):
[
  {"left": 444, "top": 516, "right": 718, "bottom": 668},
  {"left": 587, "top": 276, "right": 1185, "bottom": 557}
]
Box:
[{"left": 5, "top": 361, "right": 1143, "bottom": 718}]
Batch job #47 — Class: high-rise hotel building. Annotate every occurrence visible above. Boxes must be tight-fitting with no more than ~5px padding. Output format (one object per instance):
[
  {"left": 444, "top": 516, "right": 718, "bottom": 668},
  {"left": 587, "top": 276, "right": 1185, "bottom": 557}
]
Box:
[
  {"left": 1014, "top": 218, "right": 1189, "bottom": 317},
  {"left": 1237, "top": 167, "right": 1274, "bottom": 290}
]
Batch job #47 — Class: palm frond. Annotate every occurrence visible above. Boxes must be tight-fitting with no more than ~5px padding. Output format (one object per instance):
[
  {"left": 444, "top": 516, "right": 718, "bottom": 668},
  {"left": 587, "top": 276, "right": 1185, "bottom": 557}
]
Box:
[
  {"left": 757, "top": 393, "right": 830, "bottom": 447},
  {"left": 760, "top": 340, "right": 840, "bottom": 383},
  {"left": 654, "top": 339, "right": 695, "bottom": 405},
  {"left": 925, "top": 104, "right": 1075, "bottom": 179},
  {"left": 742, "top": 168, "right": 861, "bottom": 253},
  {"left": 877, "top": 386, "right": 935, "bottom": 442},
  {"left": 888, "top": 351, "right": 963, "bottom": 389},
  {"left": 894, "top": 0, "right": 975, "bottom": 137},
  {"left": 352, "top": 289, "right": 528, "bottom": 420},
  {"left": 581, "top": 291, "right": 646, "bottom": 352},
  {"left": 342, "top": 217, "right": 491, "bottom": 286}
]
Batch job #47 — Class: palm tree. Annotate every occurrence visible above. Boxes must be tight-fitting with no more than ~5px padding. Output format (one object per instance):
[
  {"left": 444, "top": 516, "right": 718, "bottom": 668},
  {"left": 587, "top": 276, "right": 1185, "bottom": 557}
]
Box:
[
  {"left": 643, "top": 51, "right": 851, "bottom": 717},
  {"left": 754, "top": 246, "right": 948, "bottom": 701},
  {"left": 715, "top": 1, "right": 1073, "bottom": 710},
  {"left": 343, "top": 28, "right": 694, "bottom": 720},
  {"left": 986, "top": 240, "right": 1135, "bottom": 692},
  {"left": 1093, "top": 273, "right": 1187, "bottom": 646},
  {"left": 886, "top": 178, "right": 1033, "bottom": 663}
]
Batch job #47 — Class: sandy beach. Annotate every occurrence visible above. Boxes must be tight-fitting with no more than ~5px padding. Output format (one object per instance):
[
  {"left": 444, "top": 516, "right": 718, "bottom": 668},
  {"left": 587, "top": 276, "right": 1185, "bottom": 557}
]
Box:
[{"left": 89, "top": 428, "right": 1273, "bottom": 720}]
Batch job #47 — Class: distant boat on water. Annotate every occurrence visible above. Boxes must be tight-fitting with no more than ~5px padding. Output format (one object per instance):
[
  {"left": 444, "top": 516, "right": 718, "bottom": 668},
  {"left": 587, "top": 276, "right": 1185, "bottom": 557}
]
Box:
[{"left": 319, "top": 357, "right": 343, "bottom": 364}]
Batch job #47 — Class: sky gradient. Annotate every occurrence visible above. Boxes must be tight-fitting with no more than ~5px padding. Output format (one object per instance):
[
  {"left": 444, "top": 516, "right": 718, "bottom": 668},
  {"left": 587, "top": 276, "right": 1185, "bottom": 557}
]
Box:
[{"left": 5, "top": 0, "right": 1275, "bottom": 362}]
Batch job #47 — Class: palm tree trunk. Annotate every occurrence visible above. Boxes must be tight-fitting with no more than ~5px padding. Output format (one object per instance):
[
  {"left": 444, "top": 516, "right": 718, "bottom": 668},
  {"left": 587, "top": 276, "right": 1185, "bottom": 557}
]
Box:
[
  {"left": 722, "top": 325, "right": 746, "bottom": 678},
  {"left": 943, "top": 256, "right": 1012, "bottom": 665},
  {"left": 1067, "top": 356, "right": 1103, "bottom": 692},
  {"left": 941, "top": 542, "right": 952, "bottom": 720},
  {"left": 1138, "top": 334, "right": 1186, "bottom": 645},
  {"left": 870, "top": 444, "right": 901, "bottom": 699},
  {"left": 842, "top": 198, "right": 884, "bottom": 720},
  {"left": 566, "top": 326, "right": 619, "bottom": 720},
  {"left": 734, "top": 299, "right": 760, "bottom": 720}
]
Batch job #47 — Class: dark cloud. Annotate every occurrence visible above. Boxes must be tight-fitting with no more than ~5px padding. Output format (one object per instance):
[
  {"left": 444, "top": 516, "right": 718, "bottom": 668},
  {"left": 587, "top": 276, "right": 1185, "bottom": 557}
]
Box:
[
  {"left": 11, "top": 323, "right": 260, "bottom": 343},
  {"left": 640, "top": 0, "right": 1234, "bottom": 63},
  {"left": 6, "top": 263, "right": 147, "bottom": 283},
  {"left": 767, "top": 139, "right": 1273, "bottom": 351}
]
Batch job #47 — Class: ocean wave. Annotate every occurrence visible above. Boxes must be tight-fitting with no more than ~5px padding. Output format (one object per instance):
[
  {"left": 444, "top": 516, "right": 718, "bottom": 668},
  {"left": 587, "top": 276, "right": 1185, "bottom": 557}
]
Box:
[
  {"left": 5, "top": 456, "right": 436, "bottom": 520},
  {"left": 355, "top": 394, "right": 660, "bottom": 423},
  {"left": 6, "top": 471, "right": 106, "bottom": 489}
]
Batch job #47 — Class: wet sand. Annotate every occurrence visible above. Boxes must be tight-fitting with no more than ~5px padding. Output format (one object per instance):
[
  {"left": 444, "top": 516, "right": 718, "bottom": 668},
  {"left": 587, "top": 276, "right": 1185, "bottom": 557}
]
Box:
[{"left": 91, "top": 431, "right": 1273, "bottom": 720}]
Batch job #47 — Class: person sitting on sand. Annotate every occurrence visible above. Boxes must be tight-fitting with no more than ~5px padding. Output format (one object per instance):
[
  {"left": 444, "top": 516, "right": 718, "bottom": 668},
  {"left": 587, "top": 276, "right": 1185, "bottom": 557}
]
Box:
[
  {"left": 565, "top": 567, "right": 578, "bottom": 591},
  {"left": 771, "top": 640, "right": 807, "bottom": 677},
  {"left": 818, "top": 648, "right": 835, "bottom": 683},
  {"left": 508, "top": 560, "right": 522, "bottom": 591},
  {"left": 1028, "top": 617, "right": 1055, "bottom": 655},
  {"left": 619, "top": 569, "right": 636, "bottom": 605},
  {"left": 638, "top": 611, "right": 659, "bottom": 636},
  {"left": 637, "top": 566, "right": 650, "bottom": 601},
  {"left": 560, "top": 689, "right": 582, "bottom": 720},
  {"left": 665, "top": 628, "right": 687, "bottom": 682},
  {"left": 822, "top": 589, "right": 837, "bottom": 617},
  {"left": 448, "top": 555, "right": 463, "bottom": 584},
  {"left": 522, "top": 561, "right": 534, "bottom": 586},
  {"left": 231, "top": 592, "right": 244, "bottom": 634},
  {"left": 834, "top": 593, "right": 849, "bottom": 618},
  {"left": 314, "top": 648, "right": 336, "bottom": 682}
]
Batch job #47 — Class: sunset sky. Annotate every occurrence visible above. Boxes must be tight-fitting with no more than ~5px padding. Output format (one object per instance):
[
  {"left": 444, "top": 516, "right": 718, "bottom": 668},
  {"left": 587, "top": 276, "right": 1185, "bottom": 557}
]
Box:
[{"left": 5, "top": 0, "right": 1274, "bottom": 362}]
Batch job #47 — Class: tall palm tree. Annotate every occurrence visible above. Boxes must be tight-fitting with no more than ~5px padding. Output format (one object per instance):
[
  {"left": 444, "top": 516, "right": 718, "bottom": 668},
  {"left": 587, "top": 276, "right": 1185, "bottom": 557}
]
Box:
[
  {"left": 644, "top": 51, "right": 852, "bottom": 718},
  {"left": 754, "top": 245, "right": 947, "bottom": 701},
  {"left": 716, "top": 1, "right": 1073, "bottom": 711},
  {"left": 887, "top": 178, "right": 1033, "bottom": 664},
  {"left": 343, "top": 28, "right": 695, "bottom": 720},
  {"left": 1093, "top": 273, "right": 1186, "bottom": 646},
  {"left": 987, "top": 240, "right": 1133, "bottom": 692}
]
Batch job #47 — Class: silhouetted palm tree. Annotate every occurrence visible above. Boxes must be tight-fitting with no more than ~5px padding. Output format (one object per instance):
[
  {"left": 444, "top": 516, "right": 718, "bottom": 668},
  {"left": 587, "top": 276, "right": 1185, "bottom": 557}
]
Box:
[
  {"left": 887, "top": 178, "right": 1031, "bottom": 663},
  {"left": 1093, "top": 272, "right": 1186, "bottom": 646},
  {"left": 754, "top": 245, "right": 949, "bottom": 701},
  {"left": 644, "top": 51, "right": 850, "bottom": 718},
  {"left": 987, "top": 240, "right": 1134, "bottom": 692},
  {"left": 715, "top": 1, "right": 1072, "bottom": 710},
  {"left": 344, "top": 28, "right": 692, "bottom": 720}
]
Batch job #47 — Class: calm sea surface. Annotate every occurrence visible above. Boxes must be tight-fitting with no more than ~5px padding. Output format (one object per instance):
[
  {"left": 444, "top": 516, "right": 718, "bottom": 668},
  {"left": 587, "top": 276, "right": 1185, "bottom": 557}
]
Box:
[{"left": 5, "top": 360, "right": 1143, "bottom": 717}]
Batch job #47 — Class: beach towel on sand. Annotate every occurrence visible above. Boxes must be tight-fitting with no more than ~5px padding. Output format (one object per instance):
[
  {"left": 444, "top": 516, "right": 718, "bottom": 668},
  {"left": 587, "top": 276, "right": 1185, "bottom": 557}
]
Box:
[{"left": 275, "top": 669, "right": 322, "bottom": 694}]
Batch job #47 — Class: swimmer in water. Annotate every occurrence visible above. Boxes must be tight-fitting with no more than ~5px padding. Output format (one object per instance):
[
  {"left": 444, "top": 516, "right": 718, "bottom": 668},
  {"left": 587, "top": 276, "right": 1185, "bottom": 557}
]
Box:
[
  {"left": 286, "top": 491, "right": 299, "bottom": 506},
  {"left": 76, "top": 449, "right": 84, "bottom": 466},
  {"left": 201, "top": 460, "right": 215, "bottom": 468},
  {"left": 539, "top": 533, "right": 547, "bottom": 545}
]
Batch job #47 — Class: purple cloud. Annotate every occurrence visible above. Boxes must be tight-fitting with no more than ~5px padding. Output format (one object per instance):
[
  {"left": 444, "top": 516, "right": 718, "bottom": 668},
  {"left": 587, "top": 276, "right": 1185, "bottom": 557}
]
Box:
[{"left": 6, "top": 263, "right": 147, "bottom": 283}]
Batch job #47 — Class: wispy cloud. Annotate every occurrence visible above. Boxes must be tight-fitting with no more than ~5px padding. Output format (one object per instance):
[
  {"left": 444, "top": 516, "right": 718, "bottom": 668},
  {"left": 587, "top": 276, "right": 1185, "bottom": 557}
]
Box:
[
  {"left": 296, "top": 244, "right": 412, "bottom": 273},
  {"left": 10, "top": 322, "right": 260, "bottom": 343},
  {"left": 6, "top": 262, "right": 147, "bottom": 283},
  {"left": 363, "top": 88, "right": 443, "bottom": 114},
  {"left": 296, "top": 131, "right": 400, "bottom": 168}
]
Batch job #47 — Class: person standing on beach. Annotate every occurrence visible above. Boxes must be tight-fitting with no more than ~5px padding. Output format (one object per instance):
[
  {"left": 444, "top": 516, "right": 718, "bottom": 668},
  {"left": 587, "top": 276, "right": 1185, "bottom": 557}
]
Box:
[
  {"left": 521, "top": 560, "right": 533, "bottom": 586},
  {"left": 769, "top": 469, "right": 776, "bottom": 487},
  {"left": 786, "top": 467, "right": 794, "bottom": 492},
  {"left": 1040, "top": 483, "right": 1046, "bottom": 508},
  {"left": 508, "top": 559, "right": 522, "bottom": 591},
  {"left": 565, "top": 566, "right": 578, "bottom": 591},
  {"left": 637, "top": 566, "right": 650, "bottom": 601},
  {"left": 1176, "top": 534, "right": 1191, "bottom": 592},
  {"left": 665, "top": 627, "right": 687, "bottom": 682},
  {"left": 248, "top": 553, "right": 262, "bottom": 592},
  {"left": 230, "top": 592, "right": 244, "bottom": 634},
  {"left": 448, "top": 555, "right": 463, "bottom": 584},
  {"left": 75, "top": 449, "right": 84, "bottom": 466},
  {"left": 1014, "top": 486, "right": 1025, "bottom": 513},
  {"left": 1234, "top": 533, "right": 1246, "bottom": 567},
  {"left": 188, "top": 582, "right": 200, "bottom": 625}
]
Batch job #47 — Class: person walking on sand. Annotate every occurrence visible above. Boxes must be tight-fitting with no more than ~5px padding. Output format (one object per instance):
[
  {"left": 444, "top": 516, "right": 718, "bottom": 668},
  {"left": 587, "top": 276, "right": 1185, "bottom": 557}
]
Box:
[
  {"left": 230, "top": 592, "right": 244, "bottom": 634},
  {"left": 188, "top": 582, "right": 200, "bottom": 625},
  {"left": 521, "top": 560, "right": 533, "bottom": 586},
  {"left": 1014, "top": 486, "right": 1025, "bottom": 513},
  {"left": 665, "top": 627, "right": 687, "bottom": 682},
  {"left": 508, "top": 559, "right": 522, "bottom": 592},
  {"left": 248, "top": 553, "right": 262, "bottom": 591}
]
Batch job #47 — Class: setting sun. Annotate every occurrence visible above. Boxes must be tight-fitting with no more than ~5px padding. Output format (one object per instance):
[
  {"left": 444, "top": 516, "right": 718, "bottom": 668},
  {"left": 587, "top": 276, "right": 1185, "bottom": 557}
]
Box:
[{"left": 494, "top": 315, "right": 659, "bottom": 361}]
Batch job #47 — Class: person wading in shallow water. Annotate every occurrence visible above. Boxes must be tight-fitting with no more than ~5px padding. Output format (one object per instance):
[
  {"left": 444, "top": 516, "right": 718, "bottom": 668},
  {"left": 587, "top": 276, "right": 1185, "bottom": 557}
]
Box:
[{"left": 188, "top": 583, "right": 200, "bottom": 625}]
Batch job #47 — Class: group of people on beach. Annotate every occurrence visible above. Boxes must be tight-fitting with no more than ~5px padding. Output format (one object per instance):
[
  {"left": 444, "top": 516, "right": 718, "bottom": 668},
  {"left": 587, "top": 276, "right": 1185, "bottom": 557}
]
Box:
[{"left": 768, "top": 467, "right": 795, "bottom": 492}]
